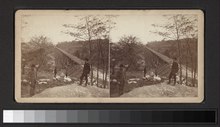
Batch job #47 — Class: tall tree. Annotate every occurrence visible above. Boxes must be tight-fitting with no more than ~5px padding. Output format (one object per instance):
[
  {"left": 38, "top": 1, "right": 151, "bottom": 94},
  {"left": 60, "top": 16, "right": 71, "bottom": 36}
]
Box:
[
  {"left": 92, "top": 16, "right": 116, "bottom": 88},
  {"left": 152, "top": 14, "right": 198, "bottom": 85},
  {"left": 22, "top": 35, "right": 54, "bottom": 76},
  {"left": 112, "top": 35, "right": 143, "bottom": 71},
  {"left": 179, "top": 15, "right": 198, "bottom": 86},
  {"left": 63, "top": 16, "right": 102, "bottom": 85},
  {"left": 63, "top": 15, "right": 115, "bottom": 86}
]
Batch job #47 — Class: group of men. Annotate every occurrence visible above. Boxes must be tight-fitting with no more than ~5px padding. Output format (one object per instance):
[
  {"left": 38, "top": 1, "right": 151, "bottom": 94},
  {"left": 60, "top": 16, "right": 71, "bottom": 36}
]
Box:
[
  {"left": 114, "top": 58, "right": 179, "bottom": 96},
  {"left": 26, "top": 58, "right": 91, "bottom": 96},
  {"left": 26, "top": 57, "right": 178, "bottom": 97},
  {"left": 62, "top": 57, "right": 178, "bottom": 97}
]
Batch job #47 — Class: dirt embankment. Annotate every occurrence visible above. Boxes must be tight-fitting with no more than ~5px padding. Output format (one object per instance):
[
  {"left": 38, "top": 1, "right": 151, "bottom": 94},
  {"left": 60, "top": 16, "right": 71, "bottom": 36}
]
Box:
[
  {"left": 121, "top": 82, "right": 198, "bottom": 98},
  {"left": 33, "top": 83, "right": 109, "bottom": 98}
]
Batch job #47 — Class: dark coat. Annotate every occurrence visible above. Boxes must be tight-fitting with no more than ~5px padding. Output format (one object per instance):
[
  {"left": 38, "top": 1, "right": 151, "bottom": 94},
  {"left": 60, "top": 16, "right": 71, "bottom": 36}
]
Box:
[
  {"left": 171, "top": 61, "right": 179, "bottom": 73},
  {"left": 83, "top": 62, "right": 90, "bottom": 74},
  {"left": 116, "top": 68, "right": 126, "bottom": 85},
  {"left": 28, "top": 69, "right": 37, "bottom": 86}
]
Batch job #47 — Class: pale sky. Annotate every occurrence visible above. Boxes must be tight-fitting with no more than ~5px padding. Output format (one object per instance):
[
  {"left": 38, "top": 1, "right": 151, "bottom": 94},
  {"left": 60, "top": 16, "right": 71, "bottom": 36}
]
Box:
[
  {"left": 21, "top": 15, "right": 168, "bottom": 44},
  {"left": 21, "top": 14, "right": 168, "bottom": 44}
]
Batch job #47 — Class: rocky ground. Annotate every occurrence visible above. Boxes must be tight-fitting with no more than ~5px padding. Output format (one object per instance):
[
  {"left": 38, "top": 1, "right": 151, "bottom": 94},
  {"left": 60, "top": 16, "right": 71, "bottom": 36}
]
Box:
[
  {"left": 33, "top": 82, "right": 109, "bottom": 98},
  {"left": 121, "top": 81, "right": 198, "bottom": 98}
]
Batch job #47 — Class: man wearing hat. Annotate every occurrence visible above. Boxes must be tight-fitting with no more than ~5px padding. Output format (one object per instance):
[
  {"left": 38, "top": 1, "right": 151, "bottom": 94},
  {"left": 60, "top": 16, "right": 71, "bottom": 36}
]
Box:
[
  {"left": 29, "top": 64, "right": 37, "bottom": 96},
  {"left": 79, "top": 58, "right": 90, "bottom": 86},
  {"left": 168, "top": 57, "right": 179, "bottom": 85},
  {"left": 116, "top": 64, "right": 126, "bottom": 96}
]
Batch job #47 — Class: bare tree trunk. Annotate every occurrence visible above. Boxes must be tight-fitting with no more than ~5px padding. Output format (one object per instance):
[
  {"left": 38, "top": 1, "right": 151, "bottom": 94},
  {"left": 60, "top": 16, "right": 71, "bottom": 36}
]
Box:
[
  {"left": 98, "top": 42, "right": 105, "bottom": 88},
  {"left": 104, "top": 58, "right": 108, "bottom": 88},
  {"left": 96, "top": 41, "right": 100, "bottom": 87},
  {"left": 85, "top": 16, "right": 93, "bottom": 86},
  {"left": 104, "top": 39, "right": 109, "bottom": 88},
  {"left": 106, "top": 41, "right": 110, "bottom": 88},
  {"left": 102, "top": 63, "right": 105, "bottom": 88},
  {"left": 97, "top": 65, "right": 99, "bottom": 86},
  {"left": 193, "top": 61, "right": 197, "bottom": 87},
  {"left": 185, "top": 38, "right": 194, "bottom": 86},
  {"left": 176, "top": 39, "right": 182, "bottom": 84},
  {"left": 185, "top": 41, "right": 189, "bottom": 86},
  {"left": 97, "top": 40, "right": 104, "bottom": 88},
  {"left": 174, "top": 16, "right": 182, "bottom": 85},
  {"left": 88, "top": 39, "right": 94, "bottom": 86},
  {"left": 186, "top": 56, "right": 188, "bottom": 86}
]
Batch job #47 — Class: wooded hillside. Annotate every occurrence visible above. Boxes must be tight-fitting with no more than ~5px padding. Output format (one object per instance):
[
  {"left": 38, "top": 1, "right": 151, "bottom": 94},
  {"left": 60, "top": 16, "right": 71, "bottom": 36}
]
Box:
[{"left": 147, "top": 38, "right": 198, "bottom": 70}]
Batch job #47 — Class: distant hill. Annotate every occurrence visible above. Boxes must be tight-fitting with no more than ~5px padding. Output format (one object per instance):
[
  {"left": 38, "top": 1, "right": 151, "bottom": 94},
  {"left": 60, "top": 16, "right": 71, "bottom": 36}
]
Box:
[
  {"left": 56, "top": 41, "right": 83, "bottom": 55},
  {"left": 56, "top": 39, "right": 109, "bottom": 60},
  {"left": 146, "top": 38, "right": 198, "bottom": 69}
]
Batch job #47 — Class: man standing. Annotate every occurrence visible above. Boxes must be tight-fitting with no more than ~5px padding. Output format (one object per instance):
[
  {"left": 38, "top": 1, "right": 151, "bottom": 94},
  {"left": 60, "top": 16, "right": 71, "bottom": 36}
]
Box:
[
  {"left": 79, "top": 58, "right": 90, "bottom": 86},
  {"left": 29, "top": 64, "right": 37, "bottom": 96},
  {"left": 116, "top": 64, "right": 126, "bottom": 96},
  {"left": 110, "top": 58, "right": 116, "bottom": 75},
  {"left": 168, "top": 58, "right": 179, "bottom": 85}
]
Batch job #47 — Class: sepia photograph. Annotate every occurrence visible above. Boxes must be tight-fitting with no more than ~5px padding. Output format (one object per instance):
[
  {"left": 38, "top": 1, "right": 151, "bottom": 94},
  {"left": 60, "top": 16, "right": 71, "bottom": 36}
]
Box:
[{"left": 15, "top": 10, "right": 204, "bottom": 103}]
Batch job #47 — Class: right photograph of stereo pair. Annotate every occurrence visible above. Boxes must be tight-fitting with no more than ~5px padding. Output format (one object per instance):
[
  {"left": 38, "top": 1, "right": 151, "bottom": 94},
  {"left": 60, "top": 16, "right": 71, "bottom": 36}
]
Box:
[{"left": 109, "top": 10, "right": 204, "bottom": 102}]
